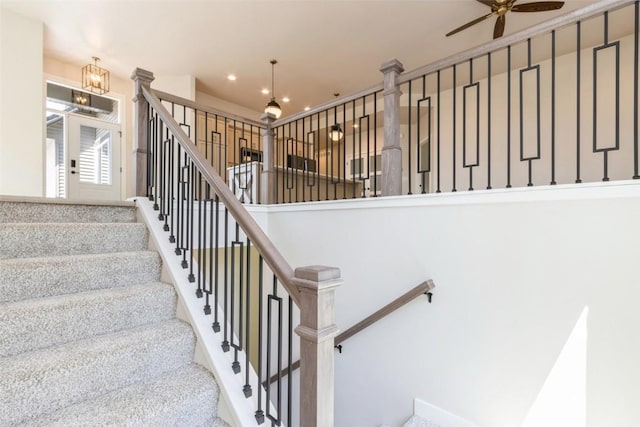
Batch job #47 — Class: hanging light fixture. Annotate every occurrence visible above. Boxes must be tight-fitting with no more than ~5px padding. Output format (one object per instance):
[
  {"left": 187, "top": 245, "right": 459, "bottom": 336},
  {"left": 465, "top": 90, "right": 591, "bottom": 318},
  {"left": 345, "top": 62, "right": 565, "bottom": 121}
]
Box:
[
  {"left": 264, "top": 59, "right": 282, "bottom": 119},
  {"left": 82, "top": 56, "right": 110, "bottom": 95},
  {"left": 329, "top": 93, "right": 343, "bottom": 142},
  {"left": 71, "top": 90, "right": 89, "bottom": 106}
]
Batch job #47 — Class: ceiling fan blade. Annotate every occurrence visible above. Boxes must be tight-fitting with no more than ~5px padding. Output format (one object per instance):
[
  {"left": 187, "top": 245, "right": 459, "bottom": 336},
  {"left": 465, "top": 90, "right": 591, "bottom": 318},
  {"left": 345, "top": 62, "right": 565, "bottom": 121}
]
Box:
[
  {"left": 493, "top": 14, "right": 506, "bottom": 39},
  {"left": 511, "top": 1, "right": 564, "bottom": 12},
  {"left": 446, "top": 11, "right": 497, "bottom": 37},
  {"left": 476, "top": 0, "right": 495, "bottom": 6}
]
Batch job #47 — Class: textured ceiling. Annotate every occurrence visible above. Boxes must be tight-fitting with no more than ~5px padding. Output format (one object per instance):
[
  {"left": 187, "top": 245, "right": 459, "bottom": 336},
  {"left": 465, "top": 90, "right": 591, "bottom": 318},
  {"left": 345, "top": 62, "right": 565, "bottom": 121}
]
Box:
[{"left": 3, "top": 0, "right": 600, "bottom": 117}]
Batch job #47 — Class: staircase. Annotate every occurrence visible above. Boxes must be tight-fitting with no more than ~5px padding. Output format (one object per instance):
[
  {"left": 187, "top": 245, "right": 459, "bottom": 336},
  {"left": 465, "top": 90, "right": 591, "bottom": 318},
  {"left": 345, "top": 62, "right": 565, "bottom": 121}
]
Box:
[{"left": 0, "top": 198, "right": 226, "bottom": 426}]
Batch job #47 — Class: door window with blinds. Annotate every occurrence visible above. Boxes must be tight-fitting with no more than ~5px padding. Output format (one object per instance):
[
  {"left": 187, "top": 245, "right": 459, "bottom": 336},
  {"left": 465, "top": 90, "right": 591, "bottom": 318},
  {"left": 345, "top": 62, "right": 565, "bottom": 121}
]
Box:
[{"left": 78, "top": 125, "right": 112, "bottom": 184}]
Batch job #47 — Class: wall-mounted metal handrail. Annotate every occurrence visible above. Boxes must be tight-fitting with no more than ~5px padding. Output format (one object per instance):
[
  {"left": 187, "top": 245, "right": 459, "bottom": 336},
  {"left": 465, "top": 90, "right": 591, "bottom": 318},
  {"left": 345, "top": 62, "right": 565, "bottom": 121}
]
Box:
[
  {"left": 335, "top": 279, "right": 435, "bottom": 346},
  {"left": 266, "top": 279, "right": 435, "bottom": 385}
]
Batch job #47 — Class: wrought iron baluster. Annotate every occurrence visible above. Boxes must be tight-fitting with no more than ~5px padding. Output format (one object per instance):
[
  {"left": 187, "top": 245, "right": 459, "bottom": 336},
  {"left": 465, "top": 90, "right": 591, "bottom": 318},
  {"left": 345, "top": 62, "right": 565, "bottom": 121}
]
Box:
[
  {"left": 408, "top": 80, "right": 413, "bottom": 195},
  {"left": 255, "top": 255, "right": 265, "bottom": 424},
  {"left": 452, "top": 64, "right": 457, "bottom": 192},
  {"left": 551, "top": 30, "right": 557, "bottom": 185},
  {"left": 487, "top": 52, "right": 492, "bottom": 190},
  {"left": 243, "top": 237, "right": 252, "bottom": 398},
  {"left": 635, "top": 0, "right": 640, "bottom": 180},
  {"left": 507, "top": 45, "right": 512, "bottom": 188},
  {"left": 576, "top": 21, "right": 583, "bottom": 183},
  {"left": 212, "top": 195, "right": 221, "bottom": 332},
  {"left": 437, "top": 70, "right": 441, "bottom": 193},
  {"left": 222, "top": 207, "right": 230, "bottom": 352}
]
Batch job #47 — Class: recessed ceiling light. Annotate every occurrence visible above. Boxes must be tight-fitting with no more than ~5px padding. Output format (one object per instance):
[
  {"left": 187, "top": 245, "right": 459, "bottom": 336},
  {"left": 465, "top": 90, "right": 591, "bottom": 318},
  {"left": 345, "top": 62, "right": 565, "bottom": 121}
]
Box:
[
  {"left": 282, "top": 97, "right": 290, "bottom": 103},
  {"left": 227, "top": 74, "right": 237, "bottom": 81},
  {"left": 304, "top": 106, "right": 310, "bottom": 111},
  {"left": 261, "top": 88, "right": 269, "bottom": 95}
]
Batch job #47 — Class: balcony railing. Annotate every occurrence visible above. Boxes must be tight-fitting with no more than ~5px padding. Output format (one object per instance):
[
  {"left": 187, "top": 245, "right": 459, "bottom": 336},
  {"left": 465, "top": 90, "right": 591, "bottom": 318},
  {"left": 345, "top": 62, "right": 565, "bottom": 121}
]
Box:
[
  {"left": 396, "top": 0, "right": 639, "bottom": 194},
  {"left": 269, "top": 0, "right": 638, "bottom": 201},
  {"left": 138, "top": 1, "right": 638, "bottom": 207}
]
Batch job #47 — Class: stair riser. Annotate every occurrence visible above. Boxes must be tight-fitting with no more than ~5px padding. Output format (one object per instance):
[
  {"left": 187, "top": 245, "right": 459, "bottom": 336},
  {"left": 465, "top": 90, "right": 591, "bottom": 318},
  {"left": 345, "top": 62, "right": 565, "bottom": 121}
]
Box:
[
  {"left": 0, "top": 321, "right": 195, "bottom": 425},
  {"left": 0, "top": 251, "right": 161, "bottom": 303},
  {"left": 0, "top": 223, "right": 148, "bottom": 259},
  {"left": 0, "top": 283, "right": 177, "bottom": 357},
  {"left": 0, "top": 202, "right": 136, "bottom": 223}
]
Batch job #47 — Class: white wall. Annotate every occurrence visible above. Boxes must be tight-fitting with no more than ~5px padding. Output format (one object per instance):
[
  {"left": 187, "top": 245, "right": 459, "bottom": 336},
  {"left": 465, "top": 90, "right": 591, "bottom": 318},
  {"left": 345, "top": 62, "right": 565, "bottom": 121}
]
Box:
[
  {"left": 153, "top": 75, "right": 196, "bottom": 101},
  {"left": 196, "top": 90, "right": 262, "bottom": 122},
  {"left": 0, "top": 7, "right": 43, "bottom": 196},
  {"left": 255, "top": 181, "right": 640, "bottom": 427}
]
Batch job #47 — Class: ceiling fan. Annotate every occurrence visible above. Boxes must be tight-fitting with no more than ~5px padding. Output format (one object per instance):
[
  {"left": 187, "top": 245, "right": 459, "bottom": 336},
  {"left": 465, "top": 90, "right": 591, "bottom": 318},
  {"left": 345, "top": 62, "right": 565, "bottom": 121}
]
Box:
[{"left": 446, "top": 0, "right": 565, "bottom": 39}]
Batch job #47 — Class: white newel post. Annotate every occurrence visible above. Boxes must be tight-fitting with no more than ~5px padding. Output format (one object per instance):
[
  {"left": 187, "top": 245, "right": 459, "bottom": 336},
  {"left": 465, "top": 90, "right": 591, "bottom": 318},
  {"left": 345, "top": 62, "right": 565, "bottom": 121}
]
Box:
[
  {"left": 261, "top": 113, "right": 276, "bottom": 204},
  {"left": 131, "top": 68, "right": 155, "bottom": 197},
  {"left": 380, "top": 59, "right": 404, "bottom": 196},
  {"left": 293, "top": 266, "right": 342, "bottom": 427}
]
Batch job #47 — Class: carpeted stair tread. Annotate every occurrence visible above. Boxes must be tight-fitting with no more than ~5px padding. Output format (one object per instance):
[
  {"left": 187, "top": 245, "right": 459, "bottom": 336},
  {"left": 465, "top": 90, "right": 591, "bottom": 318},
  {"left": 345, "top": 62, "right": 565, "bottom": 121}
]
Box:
[
  {"left": 0, "top": 251, "right": 161, "bottom": 303},
  {"left": 21, "top": 364, "right": 219, "bottom": 427},
  {"left": 0, "top": 282, "right": 177, "bottom": 357},
  {"left": 0, "top": 201, "right": 136, "bottom": 224},
  {"left": 0, "top": 319, "right": 195, "bottom": 425},
  {"left": 0, "top": 223, "right": 148, "bottom": 260}
]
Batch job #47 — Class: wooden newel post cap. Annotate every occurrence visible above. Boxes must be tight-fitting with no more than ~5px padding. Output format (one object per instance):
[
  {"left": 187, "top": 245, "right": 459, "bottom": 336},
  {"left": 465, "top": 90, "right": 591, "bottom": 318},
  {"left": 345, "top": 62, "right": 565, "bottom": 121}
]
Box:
[{"left": 295, "top": 265, "right": 341, "bottom": 282}]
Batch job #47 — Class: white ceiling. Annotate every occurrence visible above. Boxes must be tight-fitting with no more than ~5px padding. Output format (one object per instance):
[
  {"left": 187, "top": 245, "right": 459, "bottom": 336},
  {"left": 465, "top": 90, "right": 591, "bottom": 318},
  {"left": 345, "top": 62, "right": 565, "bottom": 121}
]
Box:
[{"left": 3, "top": 0, "right": 599, "bottom": 117}]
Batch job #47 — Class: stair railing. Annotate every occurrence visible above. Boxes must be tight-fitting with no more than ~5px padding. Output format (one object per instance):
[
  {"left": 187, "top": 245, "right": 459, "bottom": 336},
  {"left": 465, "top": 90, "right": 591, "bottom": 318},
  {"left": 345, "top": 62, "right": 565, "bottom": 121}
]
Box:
[
  {"left": 267, "top": 279, "right": 435, "bottom": 385},
  {"left": 334, "top": 279, "right": 435, "bottom": 349},
  {"left": 132, "top": 69, "right": 342, "bottom": 426}
]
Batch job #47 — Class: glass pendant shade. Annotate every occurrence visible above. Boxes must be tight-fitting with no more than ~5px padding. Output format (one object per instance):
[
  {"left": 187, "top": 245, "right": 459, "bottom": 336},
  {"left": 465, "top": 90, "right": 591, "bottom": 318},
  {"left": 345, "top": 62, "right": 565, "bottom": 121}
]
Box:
[
  {"left": 82, "top": 57, "right": 110, "bottom": 95},
  {"left": 265, "top": 98, "right": 282, "bottom": 118},
  {"left": 264, "top": 59, "right": 282, "bottom": 118},
  {"left": 329, "top": 124, "right": 343, "bottom": 142}
]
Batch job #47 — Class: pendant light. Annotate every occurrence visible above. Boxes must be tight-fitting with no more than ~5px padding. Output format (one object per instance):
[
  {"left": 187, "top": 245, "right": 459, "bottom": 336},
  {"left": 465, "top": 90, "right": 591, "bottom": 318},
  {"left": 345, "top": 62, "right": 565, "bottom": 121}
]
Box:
[
  {"left": 82, "top": 56, "right": 110, "bottom": 95},
  {"left": 264, "top": 60, "right": 282, "bottom": 119},
  {"left": 329, "top": 93, "right": 343, "bottom": 142}
]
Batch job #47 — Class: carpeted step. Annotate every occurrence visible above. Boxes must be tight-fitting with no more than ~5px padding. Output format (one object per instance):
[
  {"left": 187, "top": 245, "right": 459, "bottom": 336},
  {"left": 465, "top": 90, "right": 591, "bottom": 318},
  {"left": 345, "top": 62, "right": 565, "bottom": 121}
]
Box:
[
  {"left": 0, "top": 282, "right": 177, "bottom": 357},
  {"left": 0, "top": 319, "right": 195, "bottom": 425},
  {"left": 21, "top": 364, "right": 220, "bottom": 427},
  {"left": 0, "top": 251, "right": 161, "bottom": 303},
  {"left": 0, "top": 199, "right": 136, "bottom": 223},
  {"left": 0, "top": 222, "right": 148, "bottom": 260}
]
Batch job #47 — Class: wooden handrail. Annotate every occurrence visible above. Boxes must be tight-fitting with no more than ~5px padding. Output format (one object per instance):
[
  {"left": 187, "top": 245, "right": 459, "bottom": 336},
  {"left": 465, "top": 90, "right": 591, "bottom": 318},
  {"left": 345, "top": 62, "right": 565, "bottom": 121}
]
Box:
[
  {"left": 153, "top": 89, "right": 266, "bottom": 128},
  {"left": 398, "top": 0, "right": 634, "bottom": 84},
  {"left": 266, "top": 279, "right": 435, "bottom": 385},
  {"left": 273, "top": 0, "right": 633, "bottom": 128},
  {"left": 141, "top": 85, "right": 299, "bottom": 306},
  {"left": 272, "top": 83, "right": 384, "bottom": 127},
  {"left": 335, "top": 279, "right": 434, "bottom": 346}
]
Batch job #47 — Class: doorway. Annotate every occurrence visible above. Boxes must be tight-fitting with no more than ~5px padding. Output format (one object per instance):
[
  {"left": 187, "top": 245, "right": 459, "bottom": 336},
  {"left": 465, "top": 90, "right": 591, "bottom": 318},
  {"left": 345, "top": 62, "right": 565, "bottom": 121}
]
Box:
[
  {"left": 45, "top": 82, "right": 122, "bottom": 201},
  {"left": 67, "top": 115, "right": 121, "bottom": 200}
]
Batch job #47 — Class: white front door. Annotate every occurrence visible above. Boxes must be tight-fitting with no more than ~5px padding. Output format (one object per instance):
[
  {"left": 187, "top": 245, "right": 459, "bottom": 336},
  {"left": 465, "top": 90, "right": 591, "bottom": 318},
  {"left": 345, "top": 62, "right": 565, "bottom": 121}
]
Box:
[{"left": 67, "top": 115, "right": 121, "bottom": 201}]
